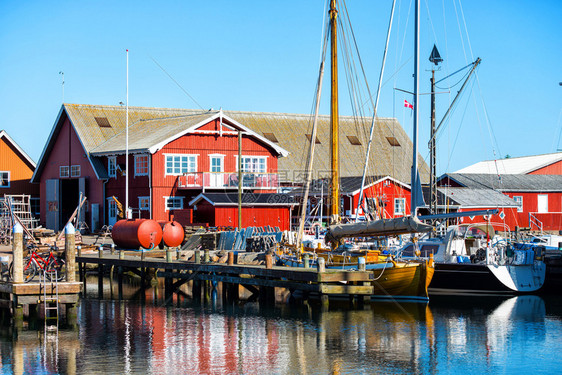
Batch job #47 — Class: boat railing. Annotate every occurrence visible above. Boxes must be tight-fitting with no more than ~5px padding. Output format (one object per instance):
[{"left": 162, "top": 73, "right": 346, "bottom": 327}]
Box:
[{"left": 529, "top": 213, "right": 543, "bottom": 234}]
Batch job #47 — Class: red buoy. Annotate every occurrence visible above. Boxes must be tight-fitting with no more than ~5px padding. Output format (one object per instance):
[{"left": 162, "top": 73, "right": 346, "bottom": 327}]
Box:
[
  {"left": 112, "top": 219, "right": 163, "bottom": 249},
  {"left": 160, "top": 221, "right": 185, "bottom": 248}
]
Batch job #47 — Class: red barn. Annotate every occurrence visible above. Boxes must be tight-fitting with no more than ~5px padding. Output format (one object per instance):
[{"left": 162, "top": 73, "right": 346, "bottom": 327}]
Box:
[{"left": 31, "top": 104, "right": 291, "bottom": 231}]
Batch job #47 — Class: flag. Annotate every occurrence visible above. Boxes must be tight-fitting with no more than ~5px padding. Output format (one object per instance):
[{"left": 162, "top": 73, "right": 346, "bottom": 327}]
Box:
[{"left": 404, "top": 100, "right": 413, "bottom": 109}]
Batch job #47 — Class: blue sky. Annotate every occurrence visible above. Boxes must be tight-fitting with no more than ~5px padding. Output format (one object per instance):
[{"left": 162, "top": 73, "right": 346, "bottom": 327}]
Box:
[{"left": 0, "top": 0, "right": 560, "bottom": 175}]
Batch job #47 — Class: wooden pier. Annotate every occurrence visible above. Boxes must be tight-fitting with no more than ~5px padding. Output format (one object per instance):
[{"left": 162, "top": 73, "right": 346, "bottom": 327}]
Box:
[{"left": 76, "top": 249, "right": 376, "bottom": 306}]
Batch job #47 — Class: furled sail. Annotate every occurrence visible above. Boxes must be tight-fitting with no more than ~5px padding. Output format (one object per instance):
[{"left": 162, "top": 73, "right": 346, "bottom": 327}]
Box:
[{"left": 325, "top": 215, "right": 433, "bottom": 243}]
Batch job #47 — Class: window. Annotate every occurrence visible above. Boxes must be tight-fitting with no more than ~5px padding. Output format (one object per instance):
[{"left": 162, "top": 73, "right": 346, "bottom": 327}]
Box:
[
  {"left": 165, "top": 154, "right": 197, "bottom": 175},
  {"left": 60, "top": 166, "right": 69, "bottom": 178},
  {"left": 95, "top": 117, "right": 111, "bottom": 128},
  {"left": 305, "top": 134, "right": 321, "bottom": 144},
  {"left": 135, "top": 155, "right": 149, "bottom": 176},
  {"left": 394, "top": 198, "right": 406, "bottom": 216},
  {"left": 71, "top": 165, "right": 81, "bottom": 177},
  {"left": 347, "top": 135, "right": 362, "bottom": 145},
  {"left": 108, "top": 157, "right": 116, "bottom": 178},
  {"left": 263, "top": 132, "right": 279, "bottom": 143},
  {"left": 240, "top": 156, "right": 267, "bottom": 173},
  {"left": 165, "top": 196, "right": 184, "bottom": 211},
  {"left": 386, "top": 137, "right": 401, "bottom": 147},
  {"left": 0, "top": 171, "right": 9, "bottom": 188},
  {"left": 138, "top": 196, "right": 150, "bottom": 211},
  {"left": 513, "top": 196, "right": 523, "bottom": 212}
]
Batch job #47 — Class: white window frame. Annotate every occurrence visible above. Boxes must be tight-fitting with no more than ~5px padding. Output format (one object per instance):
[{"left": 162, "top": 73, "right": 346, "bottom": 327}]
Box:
[
  {"left": 513, "top": 196, "right": 523, "bottom": 213},
  {"left": 138, "top": 196, "right": 150, "bottom": 211},
  {"left": 394, "top": 198, "right": 406, "bottom": 216},
  {"left": 164, "top": 154, "right": 198, "bottom": 176},
  {"left": 164, "top": 196, "right": 184, "bottom": 211},
  {"left": 135, "top": 155, "right": 149, "bottom": 177},
  {"left": 108, "top": 157, "right": 116, "bottom": 178},
  {"left": 209, "top": 154, "right": 225, "bottom": 173},
  {"left": 70, "top": 165, "right": 81, "bottom": 177},
  {"left": 235, "top": 156, "right": 268, "bottom": 173},
  {"left": 0, "top": 171, "right": 10, "bottom": 188},
  {"left": 59, "top": 166, "right": 69, "bottom": 178}
]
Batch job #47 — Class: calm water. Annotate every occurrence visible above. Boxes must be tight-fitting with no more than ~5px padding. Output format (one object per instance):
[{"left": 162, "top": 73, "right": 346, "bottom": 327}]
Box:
[{"left": 1, "top": 276, "right": 561, "bottom": 375}]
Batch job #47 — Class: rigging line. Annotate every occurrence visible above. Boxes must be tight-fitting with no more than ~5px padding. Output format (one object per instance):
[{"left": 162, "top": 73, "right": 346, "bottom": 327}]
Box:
[
  {"left": 457, "top": 0, "right": 475, "bottom": 62},
  {"left": 474, "top": 70, "right": 503, "bottom": 159},
  {"left": 423, "top": 0, "right": 440, "bottom": 48},
  {"left": 435, "top": 68, "right": 471, "bottom": 90},
  {"left": 435, "top": 60, "right": 474, "bottom": 84},
  {"left": 148, "top": 55, "right": 204, "bottom": 110},
  {"left": 452, "top": 0, "right": 469, "bottom": 65},
  {"left": 355, "top": 0, "right": 396, "bottom": 221}
]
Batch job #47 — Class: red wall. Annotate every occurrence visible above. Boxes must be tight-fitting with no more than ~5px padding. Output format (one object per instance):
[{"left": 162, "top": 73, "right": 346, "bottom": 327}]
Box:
[
  {"left": 458, "top": 206, "right": 519, "bottom": 231},
  {"left": 351, "top": 179, "right": 411, "bottom": 218},
  {"left": 39, "top": 117, "right": 104, "bottom": 227},
  {"left": 529, "top": 160, "right": 562, "bottom": 175},
  {"left": 105, "top": 118, "right": 282, "bottom": 227},
  {"left": 199, "top": 204, "right": 292, "bottom": 231},
  {"left": 503, "top": 191, "right": 562, "bottom": 231}
]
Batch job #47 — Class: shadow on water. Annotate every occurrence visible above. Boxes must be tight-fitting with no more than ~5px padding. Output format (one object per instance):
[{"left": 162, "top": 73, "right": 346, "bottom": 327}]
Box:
[{"left": 0, "top": 273, "right": 561, "bottom": 374}]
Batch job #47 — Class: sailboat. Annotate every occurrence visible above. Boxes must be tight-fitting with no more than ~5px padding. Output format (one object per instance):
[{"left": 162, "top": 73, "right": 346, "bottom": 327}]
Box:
[{"left": 279, "top": 0, "right": 435, "bottom": 301}]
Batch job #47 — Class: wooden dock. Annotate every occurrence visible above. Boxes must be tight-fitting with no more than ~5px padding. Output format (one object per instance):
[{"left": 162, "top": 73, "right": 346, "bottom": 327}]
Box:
[{"left": 76, "top": 251, "right": 376, "bottom": 304}]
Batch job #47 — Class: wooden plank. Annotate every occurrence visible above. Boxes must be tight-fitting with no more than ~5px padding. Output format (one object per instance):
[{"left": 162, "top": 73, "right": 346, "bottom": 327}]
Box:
[
  {"left": 76, "top": 255, "right": 372, "bottom": 283},
  {"left": 319, "top": 284, "right": 373, "bottom": 295},
  {"left": 6, "top": 282, "right": 82, "bottom": 295},
  {"left": 16, "top": 294, "right": 79, "bottom": 304}
]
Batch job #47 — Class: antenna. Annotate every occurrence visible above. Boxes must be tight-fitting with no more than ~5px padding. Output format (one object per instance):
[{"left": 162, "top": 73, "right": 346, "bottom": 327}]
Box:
[{"left": 59, "top": 71, "right": 64, "bottom": 102}]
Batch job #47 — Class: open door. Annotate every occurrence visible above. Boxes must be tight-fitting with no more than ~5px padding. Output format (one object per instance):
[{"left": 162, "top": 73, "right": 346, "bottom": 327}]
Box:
[{"left": 78, "top": 177, "right": 87, "bottom": 225}]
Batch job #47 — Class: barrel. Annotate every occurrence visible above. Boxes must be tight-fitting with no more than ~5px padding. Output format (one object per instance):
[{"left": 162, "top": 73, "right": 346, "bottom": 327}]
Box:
[
  {"left": 160, "top": 221, "right": 185, "bottom": 248},
  {"left": 112, "top": 219, "right": 163, "bottom": 249}
]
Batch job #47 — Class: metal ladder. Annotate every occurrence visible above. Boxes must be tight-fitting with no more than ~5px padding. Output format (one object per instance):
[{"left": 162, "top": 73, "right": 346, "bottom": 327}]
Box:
[{"left": 40, "top": 269, "right": 59, "bottom": 330}]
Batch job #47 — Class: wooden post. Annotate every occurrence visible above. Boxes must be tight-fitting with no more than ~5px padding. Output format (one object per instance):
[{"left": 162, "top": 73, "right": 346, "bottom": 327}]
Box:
[
  {"left": 204, "top": 249, "right": 210, "bottom": 263},
  {"left": 12, "top": 223, "right": 23, "bottom": 283},
  {"left": 358, "top": 257, "right": 366, "bottom": 272},
  {"left": 111, "top": 244, "right": 115, "bottom": 255},
  {"left": 228, "top": 251, "right": 234, "bottom": 265},
  {"left": 65, "top": 223, "right": 76, "bottom": 282},
  {"left": 265, "top": 254, "right": 273, "bottom": 269},
  {"left": 77, "top": 245, "right": 83, "bottom": 282},
  {"left": 119, "top": 249, "right": 124, "bottom": 260},
  {"left": 303, "top": 253, "right": 310, "bottom": 269},
  {"left": 317, "top": 257, "right": 326, "bottom": 273},
  {"left": 98, "top": 246, "right": 103, "bottom": 258},
  {"left": 166, "top": 247, "right": 172, "bottom": 263},
  {"left": 195, "top": 250, "right": 201, "bottom": 264}
]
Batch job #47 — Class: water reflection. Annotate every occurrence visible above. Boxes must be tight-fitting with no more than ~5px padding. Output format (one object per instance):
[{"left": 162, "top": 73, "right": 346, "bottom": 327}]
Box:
[{"left": 1, "top": 276, "right": 561, "bottom": 374}]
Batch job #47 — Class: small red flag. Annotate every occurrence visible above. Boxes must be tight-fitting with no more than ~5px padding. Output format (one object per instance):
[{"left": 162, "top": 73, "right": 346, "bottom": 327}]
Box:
[{"left": 404, "top": 100, "right": 413, "bottom": 109}]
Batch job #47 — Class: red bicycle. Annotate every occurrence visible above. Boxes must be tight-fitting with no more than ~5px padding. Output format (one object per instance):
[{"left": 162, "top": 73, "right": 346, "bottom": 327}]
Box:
[{"left": 9, "top": 244, "right": 66, "bottom": 282}]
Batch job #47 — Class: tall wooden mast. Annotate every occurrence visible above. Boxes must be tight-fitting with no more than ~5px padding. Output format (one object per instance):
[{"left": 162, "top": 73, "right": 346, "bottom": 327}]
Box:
[{"left": 329, "top": 0, "right": 340, "bottom": 224}]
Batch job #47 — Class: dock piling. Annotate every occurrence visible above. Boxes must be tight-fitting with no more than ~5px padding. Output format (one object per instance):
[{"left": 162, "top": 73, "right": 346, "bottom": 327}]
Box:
[
  {"left": 12, "top": 223, "right": 23, "bottom": 283},
  {"left": 65, "top": 223, "right": 76, "bottom": 282}
]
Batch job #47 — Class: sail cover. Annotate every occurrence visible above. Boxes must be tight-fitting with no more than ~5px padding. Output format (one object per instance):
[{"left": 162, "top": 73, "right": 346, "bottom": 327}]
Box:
[{"left": 325, "top": 216, "right": 434, "bottom": 243}]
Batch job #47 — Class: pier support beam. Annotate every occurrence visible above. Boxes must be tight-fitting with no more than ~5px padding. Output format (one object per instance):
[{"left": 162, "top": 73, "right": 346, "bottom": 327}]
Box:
[{"left": 65, "top": 223, "right": 76, "bottom": 282}]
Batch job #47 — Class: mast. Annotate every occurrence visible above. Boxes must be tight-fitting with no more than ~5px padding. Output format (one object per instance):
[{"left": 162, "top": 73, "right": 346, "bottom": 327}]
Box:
[
  {"left": 410, "top": 0, "right": 420, "bottom": 215},
  {"left": 329, "top": 0, "right": 340, "bottom": 225},
  {"left": 429, "top": 45, "right": 443, "bottom": 216},
  {"left": 125, "top": 49, "right": 130, "bottom": 219}
]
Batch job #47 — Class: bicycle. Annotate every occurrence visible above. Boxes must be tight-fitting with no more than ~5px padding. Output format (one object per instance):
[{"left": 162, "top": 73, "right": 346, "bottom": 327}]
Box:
[{"left": 9, "top": 244, "right": 66, "bottom": 283}]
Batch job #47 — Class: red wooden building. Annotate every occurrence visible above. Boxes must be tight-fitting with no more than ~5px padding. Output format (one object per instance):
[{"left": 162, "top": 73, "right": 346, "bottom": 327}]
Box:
[
  {"left": 0, "top": 130, "right": 40, "bottom": 213},
  {"left": 31, "top": 104, "right": 291, "bottom": 231},
  {"left": 438, "top": 173, "right": 562, "bottom": 232}
]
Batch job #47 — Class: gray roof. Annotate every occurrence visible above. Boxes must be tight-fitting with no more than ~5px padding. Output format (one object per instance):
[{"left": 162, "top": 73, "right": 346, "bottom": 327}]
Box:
[
  {"left": 443, "top": 173, "right": 562, "bottom": 192},
  {"left": 189, "top": 193, "right": 295, "bottom": 206},
  {"left": 436, "top": 187, "right": 519, "bottom": 208},
  {"left": 33, "top": 104, "right": 429, "bottom": 184}
]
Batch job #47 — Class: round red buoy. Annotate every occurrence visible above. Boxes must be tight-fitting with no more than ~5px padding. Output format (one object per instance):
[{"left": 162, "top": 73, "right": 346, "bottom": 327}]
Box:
[{"left": 160, "top": 221, "right": 185, "bottom": 247}]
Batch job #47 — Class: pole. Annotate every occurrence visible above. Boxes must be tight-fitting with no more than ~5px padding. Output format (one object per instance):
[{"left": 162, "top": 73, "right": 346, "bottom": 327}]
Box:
[
  {"left": 125, "top": 49, "right": 130, "bottom": 219},
  {"left": 411, "top": 0, "right": 420, "bottom": 215},
  {"left": 329, "top": 0, "right": 340, "bottom": 225},
  {"left": 430, "top": 70, "right": 437, "bottom": 215},
  {"left": 238, "top": 130, "right": 242, "bottom": 230}
]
